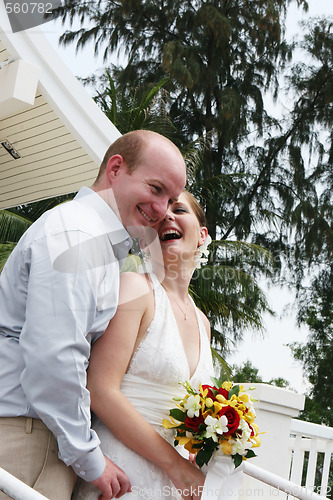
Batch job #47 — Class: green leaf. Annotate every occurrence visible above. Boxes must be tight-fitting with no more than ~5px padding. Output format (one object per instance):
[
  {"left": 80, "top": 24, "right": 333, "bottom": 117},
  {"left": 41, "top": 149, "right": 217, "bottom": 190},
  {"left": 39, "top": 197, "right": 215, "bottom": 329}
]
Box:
[
  {"left": 245, "top": 449, "right": 257, "bottom": 459},
  {"left": 228, "top": 385, "right": 240, "bottom": 398},
  {"left": 169, "top": 408, "right": 186, "bottom": 422},
  {"left": 210, "top": 376, "right": 222, "bottom": 387},
  {"left": 195, "top": 448, "right": 214, "bottom": 468},
  {"left": 232, "top": 454, "right": 243, "bottom": 468}
]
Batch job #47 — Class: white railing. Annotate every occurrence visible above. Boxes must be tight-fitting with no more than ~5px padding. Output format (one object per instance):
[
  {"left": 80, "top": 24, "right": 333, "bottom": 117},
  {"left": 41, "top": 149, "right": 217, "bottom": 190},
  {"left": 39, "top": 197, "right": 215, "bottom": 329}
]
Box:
[
  {"left": 0, "top": 467, "right": 49, "bottom": 500},
  {"left": 289, "top": 419, "right": 333, "bottom": 498},
  {"left": 242, "top": 461, "right": 329, "bottom": 500},
  {"left": 239, "top": 383, "right": 331, "bottom": 499},
  {"left": 1, "top": 463, "right": 330, "bottom": 500}
]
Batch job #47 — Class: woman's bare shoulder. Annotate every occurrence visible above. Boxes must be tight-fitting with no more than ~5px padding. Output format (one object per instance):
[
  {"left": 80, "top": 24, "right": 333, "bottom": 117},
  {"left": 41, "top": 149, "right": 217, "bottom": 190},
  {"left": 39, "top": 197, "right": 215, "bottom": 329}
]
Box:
[{"left": 118, "top": 272, "right": 153, "bottom": 305}]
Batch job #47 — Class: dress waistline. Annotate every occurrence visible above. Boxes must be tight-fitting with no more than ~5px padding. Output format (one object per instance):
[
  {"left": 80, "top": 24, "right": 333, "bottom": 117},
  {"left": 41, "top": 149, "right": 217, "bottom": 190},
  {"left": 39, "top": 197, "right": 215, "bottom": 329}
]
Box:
[{"left": 120, "top": 373, "right": 186, "bottom": 427}]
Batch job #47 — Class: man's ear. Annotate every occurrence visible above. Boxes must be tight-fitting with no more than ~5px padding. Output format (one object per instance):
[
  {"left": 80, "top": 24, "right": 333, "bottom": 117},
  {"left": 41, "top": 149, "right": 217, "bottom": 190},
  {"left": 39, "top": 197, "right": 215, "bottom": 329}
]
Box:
[
  {"left": 198, "top": 227, "right": 208, "bottom": 247},
  {"left": 105, "top": 154, "right": 124, "bottom": 182}
]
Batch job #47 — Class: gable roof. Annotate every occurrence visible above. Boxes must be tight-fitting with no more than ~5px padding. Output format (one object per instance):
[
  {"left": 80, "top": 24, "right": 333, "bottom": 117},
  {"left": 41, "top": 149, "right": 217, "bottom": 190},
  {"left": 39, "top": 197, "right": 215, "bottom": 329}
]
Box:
[{"left": 0, "top": 7, "right": 121, "bottom": 209}]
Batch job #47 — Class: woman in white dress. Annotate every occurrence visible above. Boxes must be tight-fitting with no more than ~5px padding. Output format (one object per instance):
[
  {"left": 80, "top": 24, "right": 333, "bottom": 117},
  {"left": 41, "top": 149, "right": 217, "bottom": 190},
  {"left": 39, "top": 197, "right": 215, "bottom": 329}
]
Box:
[{"left": 73, "top": 191, "right": 215, "bottom": 500}]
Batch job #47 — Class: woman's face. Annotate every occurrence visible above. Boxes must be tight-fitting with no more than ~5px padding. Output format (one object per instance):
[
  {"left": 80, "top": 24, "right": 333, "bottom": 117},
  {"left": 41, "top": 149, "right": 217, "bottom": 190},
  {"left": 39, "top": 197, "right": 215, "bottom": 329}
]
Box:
[{"left": 151, "top": 192, "right": 208, "bottom": 268}]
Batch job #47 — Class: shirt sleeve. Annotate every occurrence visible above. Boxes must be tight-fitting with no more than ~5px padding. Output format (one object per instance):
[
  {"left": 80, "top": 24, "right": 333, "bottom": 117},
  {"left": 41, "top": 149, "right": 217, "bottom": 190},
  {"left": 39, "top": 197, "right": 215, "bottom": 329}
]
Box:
[{"left": 19, "top": 227, "right": 115, "bottom": 481}]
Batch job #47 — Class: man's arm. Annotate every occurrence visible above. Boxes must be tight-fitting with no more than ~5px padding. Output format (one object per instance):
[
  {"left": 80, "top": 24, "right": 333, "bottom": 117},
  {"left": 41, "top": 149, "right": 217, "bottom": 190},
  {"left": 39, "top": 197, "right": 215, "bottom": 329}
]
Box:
[{"left": 19, "top": 229, "right": 114, "bottom": 481}]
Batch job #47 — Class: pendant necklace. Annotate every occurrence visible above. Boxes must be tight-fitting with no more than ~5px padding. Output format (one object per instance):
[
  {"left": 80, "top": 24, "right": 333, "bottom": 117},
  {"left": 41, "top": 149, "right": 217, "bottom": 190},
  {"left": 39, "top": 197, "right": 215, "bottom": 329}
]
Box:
[{"left": 161, "top": 283, "right": 189, "bottom": 320}]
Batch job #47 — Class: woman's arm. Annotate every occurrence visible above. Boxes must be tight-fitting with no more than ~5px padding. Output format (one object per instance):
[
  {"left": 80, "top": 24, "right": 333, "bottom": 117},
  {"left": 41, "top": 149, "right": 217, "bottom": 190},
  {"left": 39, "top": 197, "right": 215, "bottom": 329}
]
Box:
[{"left": 88, "top": 272, "right": 205, "bottom": 499}]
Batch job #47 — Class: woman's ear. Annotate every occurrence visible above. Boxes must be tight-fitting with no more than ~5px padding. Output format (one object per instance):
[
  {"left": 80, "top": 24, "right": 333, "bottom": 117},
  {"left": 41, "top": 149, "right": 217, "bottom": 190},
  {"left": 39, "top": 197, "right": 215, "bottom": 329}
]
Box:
[{"left": 198, "top": 227, "right": 208, "bottom": 247}]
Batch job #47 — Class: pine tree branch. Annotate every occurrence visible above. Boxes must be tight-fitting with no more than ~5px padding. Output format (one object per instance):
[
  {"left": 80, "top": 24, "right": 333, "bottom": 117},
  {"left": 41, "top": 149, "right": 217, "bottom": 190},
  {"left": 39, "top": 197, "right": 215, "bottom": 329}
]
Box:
[{"left": 220, "top": 76, "right": 330, "bottom": 240}]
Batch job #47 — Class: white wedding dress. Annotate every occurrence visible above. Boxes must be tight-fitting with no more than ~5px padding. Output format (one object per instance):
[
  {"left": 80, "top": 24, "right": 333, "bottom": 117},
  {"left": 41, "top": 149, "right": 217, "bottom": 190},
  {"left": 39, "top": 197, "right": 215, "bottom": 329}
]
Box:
[{"left": 72, "top": 274, "right": 215, "bottom": 499}]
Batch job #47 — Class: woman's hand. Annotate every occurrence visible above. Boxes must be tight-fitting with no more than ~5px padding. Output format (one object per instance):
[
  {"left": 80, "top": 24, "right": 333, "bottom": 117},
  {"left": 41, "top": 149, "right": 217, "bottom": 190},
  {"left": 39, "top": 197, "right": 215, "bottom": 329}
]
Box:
[{"left": 163, "top": 454, "right": 205, "bottom": 499}]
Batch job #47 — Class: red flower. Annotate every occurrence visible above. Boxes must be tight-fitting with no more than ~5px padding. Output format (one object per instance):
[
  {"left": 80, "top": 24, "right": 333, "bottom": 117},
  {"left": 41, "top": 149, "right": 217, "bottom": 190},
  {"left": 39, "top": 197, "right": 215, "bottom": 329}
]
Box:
[
  {"left": 216, "top": 388, "right": 229, "bottom": 399},
  {"left": 219, "top": 406, "right": 240, "bottom": 434},
  {"left": 201, "top": 385, "right": 217, "bottom": 400},
  {"left": 185, "top": 414, "right": 204, "bottom": 432},
  {"left": 201, "top": 385, "right": 230, "bottom": 401}
]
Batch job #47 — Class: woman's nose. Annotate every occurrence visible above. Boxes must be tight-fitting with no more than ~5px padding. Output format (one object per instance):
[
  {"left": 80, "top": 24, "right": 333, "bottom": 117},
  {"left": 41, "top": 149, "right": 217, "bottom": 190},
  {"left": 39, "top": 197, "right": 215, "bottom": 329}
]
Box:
[{"left": 163, "top": 210, "right": 175, "bottom": 222}]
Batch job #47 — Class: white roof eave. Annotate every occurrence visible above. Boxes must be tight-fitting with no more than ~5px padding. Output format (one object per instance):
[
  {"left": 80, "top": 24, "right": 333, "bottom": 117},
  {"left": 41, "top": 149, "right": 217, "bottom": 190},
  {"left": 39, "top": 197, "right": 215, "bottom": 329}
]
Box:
[{"left": 0, "top": 5, "right": 121, "bottom": 166}]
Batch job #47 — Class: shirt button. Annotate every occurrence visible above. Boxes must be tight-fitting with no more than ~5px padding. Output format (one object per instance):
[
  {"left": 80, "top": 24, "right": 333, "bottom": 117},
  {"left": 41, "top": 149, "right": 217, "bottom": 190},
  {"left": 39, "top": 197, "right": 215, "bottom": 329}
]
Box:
[
  {"left": 75, "top": 464, "right": 80, "bottom": 469},
  {"left": 125, "top": 241, "right": 130, "bottom": 246},
  {"left": 80, "top": 471, "right": 86, "bottom": 476}
]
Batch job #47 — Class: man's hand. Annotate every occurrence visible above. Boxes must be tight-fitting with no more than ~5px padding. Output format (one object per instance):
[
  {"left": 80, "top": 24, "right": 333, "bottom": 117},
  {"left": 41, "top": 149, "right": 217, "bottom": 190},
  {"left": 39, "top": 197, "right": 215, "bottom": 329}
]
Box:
[{"left": 90, "top": 456, "right": 131, "bottom": 499}]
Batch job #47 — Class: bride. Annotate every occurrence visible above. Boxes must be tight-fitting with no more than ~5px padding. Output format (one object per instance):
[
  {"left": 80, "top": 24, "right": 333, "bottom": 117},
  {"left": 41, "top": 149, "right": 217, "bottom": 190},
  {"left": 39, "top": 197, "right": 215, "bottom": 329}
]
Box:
[{"left": 72, "top": 191, "right": 215, "bottom": 500}]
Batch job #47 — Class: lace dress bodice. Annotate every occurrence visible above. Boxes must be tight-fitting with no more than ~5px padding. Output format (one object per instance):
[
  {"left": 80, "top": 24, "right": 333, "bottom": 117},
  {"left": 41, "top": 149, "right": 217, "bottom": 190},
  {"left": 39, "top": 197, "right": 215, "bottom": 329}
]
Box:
[
  {"left": 128, "top": 274, "right": 214, "bottom": 387},
  {"left": 72, "top": 274, "right": 215, "bottom": 499}
]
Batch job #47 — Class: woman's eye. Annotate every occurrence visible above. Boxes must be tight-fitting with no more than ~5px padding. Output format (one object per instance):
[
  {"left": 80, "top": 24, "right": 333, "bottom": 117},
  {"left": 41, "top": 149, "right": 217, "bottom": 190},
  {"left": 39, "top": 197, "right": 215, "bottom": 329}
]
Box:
[
  {"left": 151, "top": 185, "right": 161, "bottom": 193},
  {"left": 174, "top": 207, "right": 187, "bottom": 213}
]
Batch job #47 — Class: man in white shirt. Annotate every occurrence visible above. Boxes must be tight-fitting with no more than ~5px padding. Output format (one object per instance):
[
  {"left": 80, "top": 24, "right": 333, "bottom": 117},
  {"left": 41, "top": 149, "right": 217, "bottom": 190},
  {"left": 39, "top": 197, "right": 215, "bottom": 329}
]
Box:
[{"left": 0, "top": 130, "right": 187, "bottom": 500}]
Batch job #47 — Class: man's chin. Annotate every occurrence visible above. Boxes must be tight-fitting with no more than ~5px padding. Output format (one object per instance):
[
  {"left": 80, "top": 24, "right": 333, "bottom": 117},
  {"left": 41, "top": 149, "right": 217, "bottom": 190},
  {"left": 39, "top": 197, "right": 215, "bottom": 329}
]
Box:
[{"left": 127, "top": 225, "right": 159, "bottom": 243}]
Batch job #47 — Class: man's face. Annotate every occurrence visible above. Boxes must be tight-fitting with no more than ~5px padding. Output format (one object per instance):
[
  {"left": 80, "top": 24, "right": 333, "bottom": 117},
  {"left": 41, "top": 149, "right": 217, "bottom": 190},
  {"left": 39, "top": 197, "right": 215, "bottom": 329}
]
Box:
[{"left": 110, "top": 140, "right": 186, "bottom": 235}]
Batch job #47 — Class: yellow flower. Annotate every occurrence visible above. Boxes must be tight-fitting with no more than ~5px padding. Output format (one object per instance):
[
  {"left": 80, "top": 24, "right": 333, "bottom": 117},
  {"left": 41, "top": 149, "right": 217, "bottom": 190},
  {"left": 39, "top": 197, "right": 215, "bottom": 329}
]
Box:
[
  {"left": 239, "top": 394, "right": 249, "bottom": 404},
  {"left": 235, "top": 404, "right": 246, "bottom": 415},
  {"left": 221, "top": 439, "right": 233, "bottom": 455},
  {"left": 205, "top": 397, "right": 214, "bottom": 408},
  {"left": 162, "top": 417, "right": 180, "bottom": 429},
  {"left": 222, "top": 381, "right": 233, "bottom": 391},
  {"left": 175, "top": 436, "right": 192, "bottom": 446},
  {"left": 252, "top": 436, "right": 261, "bottom": 448},
  {"left": 215, "top": 394, "right": 227, "bottom": 404},
  {"left": 212, "top": 401, "right": 223, "bottom": 415},
  {"left": 251, "top": 423, "right": 259, "bottom": 436},
  {"left": 199, "top": 383, "right": 208, "bottom": 398},
  {"left": 245, "top": 412, "right": 255, "bottom": 424},
  {"left": 184, "top": 439, "right": 202, "bottom": 455}
]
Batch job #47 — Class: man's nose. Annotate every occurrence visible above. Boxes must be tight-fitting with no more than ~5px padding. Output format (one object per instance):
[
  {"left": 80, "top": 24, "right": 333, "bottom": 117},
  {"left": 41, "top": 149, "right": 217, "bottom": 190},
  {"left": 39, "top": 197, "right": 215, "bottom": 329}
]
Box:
[{"left": 153, "top": 198, "right": 171, "bottom": 221}]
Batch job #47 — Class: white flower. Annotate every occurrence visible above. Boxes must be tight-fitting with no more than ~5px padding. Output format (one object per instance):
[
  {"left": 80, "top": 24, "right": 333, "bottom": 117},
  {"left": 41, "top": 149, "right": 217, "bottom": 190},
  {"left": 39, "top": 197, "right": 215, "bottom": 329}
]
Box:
[
  {"left": 229, "top": 438, "right": 249, "bottom": 456},
  {"left": 228, "top": 420, "right": 252, "bottom": 455},
  {"left": 238, "top": 419, "right": 251, "bottom": 441},
  {"left": 204, "top": 415, "right": 228, "bottom": 442},
  {"left": 184, "top": 395, "right": 201, "bottom": 418},
  {"left": 194, "top": 235, "right": 212, "bottom": 269}
]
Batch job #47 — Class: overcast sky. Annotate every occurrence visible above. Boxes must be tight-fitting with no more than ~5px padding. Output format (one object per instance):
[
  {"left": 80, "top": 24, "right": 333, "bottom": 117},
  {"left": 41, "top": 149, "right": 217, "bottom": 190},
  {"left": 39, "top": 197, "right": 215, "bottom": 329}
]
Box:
[{"left": 40, "top": 0, "right": 332, "bottom": 394}]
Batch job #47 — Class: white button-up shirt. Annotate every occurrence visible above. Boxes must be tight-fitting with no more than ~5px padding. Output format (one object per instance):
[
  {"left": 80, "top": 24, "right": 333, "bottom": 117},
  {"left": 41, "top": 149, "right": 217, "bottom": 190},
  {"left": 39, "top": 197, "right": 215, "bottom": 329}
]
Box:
[{"left": 0, "top": 187, "right": 131, "bottom": 481}]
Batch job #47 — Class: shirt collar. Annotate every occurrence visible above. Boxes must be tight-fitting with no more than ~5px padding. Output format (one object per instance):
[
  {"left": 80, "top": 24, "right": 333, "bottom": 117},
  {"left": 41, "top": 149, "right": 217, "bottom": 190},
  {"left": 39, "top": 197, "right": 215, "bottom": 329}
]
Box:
[{"left": 75, "top": 187, "right": 132, "bottom": 250}]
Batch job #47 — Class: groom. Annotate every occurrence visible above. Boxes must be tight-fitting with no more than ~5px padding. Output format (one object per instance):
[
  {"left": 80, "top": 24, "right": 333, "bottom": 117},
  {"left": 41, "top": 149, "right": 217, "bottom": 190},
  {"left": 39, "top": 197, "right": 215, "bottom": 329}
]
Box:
[{"left": 0, "top": 130, "right": 187, "bottom": 500}]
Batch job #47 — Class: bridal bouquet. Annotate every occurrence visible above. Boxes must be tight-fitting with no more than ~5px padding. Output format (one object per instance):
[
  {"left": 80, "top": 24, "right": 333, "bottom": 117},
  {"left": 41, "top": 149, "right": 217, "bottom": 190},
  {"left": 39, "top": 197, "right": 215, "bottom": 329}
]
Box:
[{"left": 163, "top": 379, "right": 261, "bottom": 468}]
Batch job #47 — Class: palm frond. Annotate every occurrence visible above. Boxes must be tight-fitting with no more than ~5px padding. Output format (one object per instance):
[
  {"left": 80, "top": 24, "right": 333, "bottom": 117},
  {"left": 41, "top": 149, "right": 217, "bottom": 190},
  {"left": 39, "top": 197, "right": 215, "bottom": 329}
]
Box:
[
  {"left": 0, "top": 243, "right": 17, "bottom": 272},
  {"left": 0, "top": 210, "right": 32, "bottom": 244}
]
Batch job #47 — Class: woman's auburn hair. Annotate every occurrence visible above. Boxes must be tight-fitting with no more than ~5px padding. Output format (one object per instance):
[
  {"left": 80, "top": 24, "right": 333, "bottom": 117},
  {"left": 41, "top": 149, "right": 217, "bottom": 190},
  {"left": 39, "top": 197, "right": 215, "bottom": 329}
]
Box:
[{"left": 182, "top": 190, "right": 207, "bottom": 227}]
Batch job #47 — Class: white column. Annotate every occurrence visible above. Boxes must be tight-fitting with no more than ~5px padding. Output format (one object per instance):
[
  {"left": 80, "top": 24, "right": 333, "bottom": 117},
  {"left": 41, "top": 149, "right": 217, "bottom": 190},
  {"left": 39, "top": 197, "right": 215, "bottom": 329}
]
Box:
[{"left": 239, "top": 383, "right": 305, "bottom": 499}]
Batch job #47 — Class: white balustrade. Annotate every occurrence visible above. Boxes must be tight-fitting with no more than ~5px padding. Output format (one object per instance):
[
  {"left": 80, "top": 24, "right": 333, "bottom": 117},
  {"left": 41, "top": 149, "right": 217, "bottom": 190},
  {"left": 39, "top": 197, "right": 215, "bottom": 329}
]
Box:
[
  {"left": 0, "top": 467, "right": 49, "bottom": 500},
  {"left": 289, "top": 419, "right": 333, "bottom": 498}
]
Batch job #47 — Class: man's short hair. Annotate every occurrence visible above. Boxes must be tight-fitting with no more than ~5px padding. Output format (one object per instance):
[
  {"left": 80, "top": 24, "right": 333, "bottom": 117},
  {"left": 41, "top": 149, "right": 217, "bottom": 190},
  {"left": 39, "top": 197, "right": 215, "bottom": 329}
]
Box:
[{"left": 96, "top": 131, "right": 147, "bottom": 181}]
